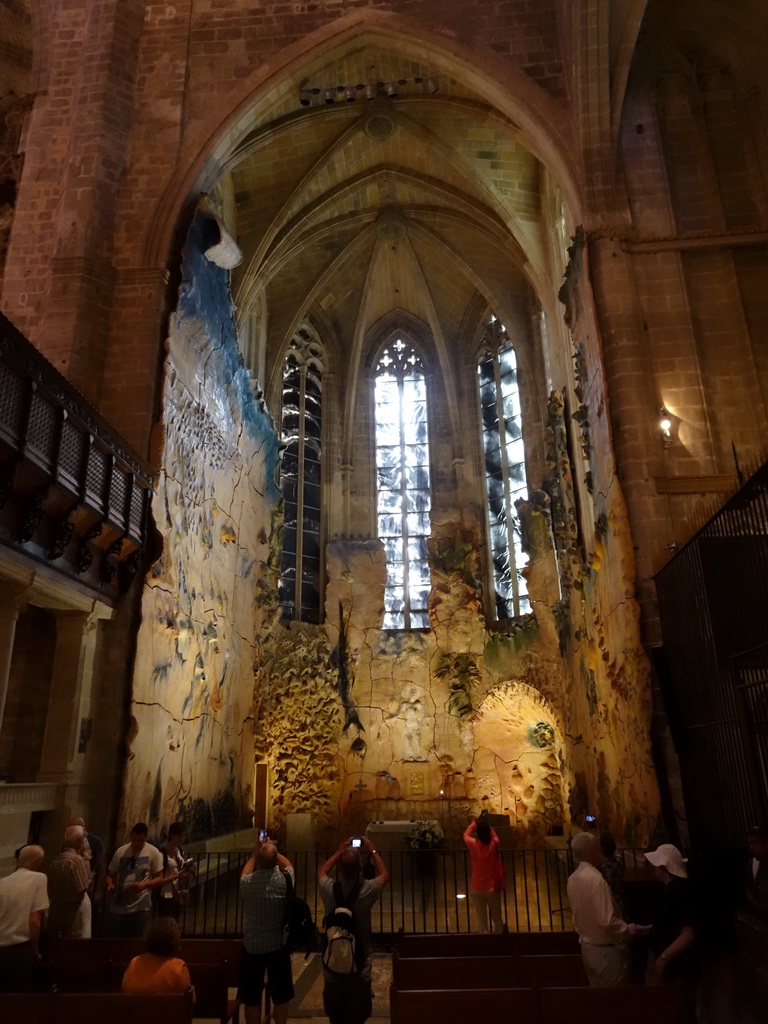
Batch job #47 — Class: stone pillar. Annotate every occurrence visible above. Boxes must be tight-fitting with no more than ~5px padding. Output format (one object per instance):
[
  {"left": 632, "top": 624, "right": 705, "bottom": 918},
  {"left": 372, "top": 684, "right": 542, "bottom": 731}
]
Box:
[
  {"left": 0, "top": 584, "right": 30, "bottom": 738},
  {"left": 587, "top": 235, "right": 669, "bottom": 643},
  {"left": 37, "top": 610, "right": 102, "bottom": 782}
]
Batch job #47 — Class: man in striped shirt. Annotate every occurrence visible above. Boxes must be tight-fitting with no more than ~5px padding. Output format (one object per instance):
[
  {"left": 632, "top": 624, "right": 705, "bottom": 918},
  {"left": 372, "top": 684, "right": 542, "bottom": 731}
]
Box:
[{"left": 238, "top": 839, "right": 295, "bottom": 1024}]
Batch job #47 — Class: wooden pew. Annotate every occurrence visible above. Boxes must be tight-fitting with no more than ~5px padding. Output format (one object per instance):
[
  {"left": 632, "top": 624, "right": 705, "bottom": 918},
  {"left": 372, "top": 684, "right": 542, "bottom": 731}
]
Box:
[
  {"left": 0, "top": 991, "right": 192, "bottom": 1024},
  {"left": 52, "top": 936, "right": 243, "bottom": 982},
  {"left": 396, "top": 931, "right": 579, "bottom": 958},
  {"left": 0, "top": 992, "right": 51, "bottom": 1024},
  {"left": 539, "top": 985, "right": 688, "bottom": 1024},
  {"left": 393, "top": 953, "right": 518, "bottom": 989},
  {"left": 50, "top": 956, "right": 239, "bottom": 1024},
  {"left": 391, "top": 985, "right": 688, "bottom": 1024},
  {"left": 392, "top": 952, "right": 588, "bottom": 989},
  {"left": 391, "top": 986, "right": 540, "bottom": 1024},
  {"left": 519, "top": 954, "right": 588, "bottom": 987},
  {"left": 55, "top": 991, "right": 193, "bottom": 1024},
  {"left": 188, "top": 962, "right": 241, "bottom": 1024}
]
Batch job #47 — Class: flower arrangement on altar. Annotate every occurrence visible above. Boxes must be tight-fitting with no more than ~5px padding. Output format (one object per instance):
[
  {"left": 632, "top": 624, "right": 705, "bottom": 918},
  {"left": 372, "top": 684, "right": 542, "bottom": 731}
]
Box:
[{"left": 407, "top": 820, "right": 444, "bottom": 850}]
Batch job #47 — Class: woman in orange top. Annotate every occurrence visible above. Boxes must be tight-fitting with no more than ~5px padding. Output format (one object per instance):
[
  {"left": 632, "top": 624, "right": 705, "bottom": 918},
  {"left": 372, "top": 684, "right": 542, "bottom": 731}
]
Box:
[
  {"left": 463, "top": 815, "right": 504, "bottom": 933},
  {"left": 121, "top": 917, "right": 194, "bottom": 997}
]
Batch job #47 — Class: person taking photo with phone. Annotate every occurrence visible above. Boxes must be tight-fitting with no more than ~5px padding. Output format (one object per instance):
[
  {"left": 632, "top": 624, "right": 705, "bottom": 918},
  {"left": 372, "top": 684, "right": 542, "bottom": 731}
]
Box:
[
  {"left": 463, "top": 813, "right": 505, "bottom": 933},
  {"left": 318, "top": 836, "right": 389, "bottom": 1024}
]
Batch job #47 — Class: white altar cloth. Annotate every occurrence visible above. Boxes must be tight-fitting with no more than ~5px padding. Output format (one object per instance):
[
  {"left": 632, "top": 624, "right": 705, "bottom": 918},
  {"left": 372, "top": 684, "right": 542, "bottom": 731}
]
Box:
[{"left": 364, "top": 820, "right": 440, "bottom": 850}]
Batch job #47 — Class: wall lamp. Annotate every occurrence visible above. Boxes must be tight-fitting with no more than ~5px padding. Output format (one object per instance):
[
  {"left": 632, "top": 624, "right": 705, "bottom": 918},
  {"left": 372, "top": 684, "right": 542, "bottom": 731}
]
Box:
[{"left": 659, "top": 406, "right": 673, "bottom": 447}]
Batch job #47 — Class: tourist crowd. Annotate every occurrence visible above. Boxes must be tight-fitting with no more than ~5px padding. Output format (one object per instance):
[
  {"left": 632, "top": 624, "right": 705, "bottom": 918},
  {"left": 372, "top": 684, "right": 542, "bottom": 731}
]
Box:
[{"left": 1, "top": 814, "right": 766, "bottom": 1022}]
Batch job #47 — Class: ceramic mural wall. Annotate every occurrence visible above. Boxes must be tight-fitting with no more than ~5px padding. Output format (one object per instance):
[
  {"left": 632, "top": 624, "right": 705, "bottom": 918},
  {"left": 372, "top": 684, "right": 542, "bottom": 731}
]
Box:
[
  {"left": 123, "top": 211, "right": 659, "bottom": 851},
  {"left": 120, "top": 206, "right": 282, "bottom": 840}
]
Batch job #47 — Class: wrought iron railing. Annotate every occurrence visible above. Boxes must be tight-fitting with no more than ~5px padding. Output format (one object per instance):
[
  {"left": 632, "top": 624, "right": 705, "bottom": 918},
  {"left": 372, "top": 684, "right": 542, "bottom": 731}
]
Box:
[{"left": 93, "top": 847, "right": 654, "bottom": 939}]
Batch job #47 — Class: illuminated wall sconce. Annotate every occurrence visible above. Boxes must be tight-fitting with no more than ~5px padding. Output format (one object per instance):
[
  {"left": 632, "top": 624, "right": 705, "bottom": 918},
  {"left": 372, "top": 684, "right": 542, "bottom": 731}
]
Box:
[{"left": 659, "top": 406, "right": 673, "bottom": 447}]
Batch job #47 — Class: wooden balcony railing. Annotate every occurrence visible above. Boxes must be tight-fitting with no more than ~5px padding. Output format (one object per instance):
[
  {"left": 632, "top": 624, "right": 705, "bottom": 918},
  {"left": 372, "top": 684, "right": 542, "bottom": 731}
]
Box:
[{"left": 0, "top": 312, "right": 151, "bottom": 600}]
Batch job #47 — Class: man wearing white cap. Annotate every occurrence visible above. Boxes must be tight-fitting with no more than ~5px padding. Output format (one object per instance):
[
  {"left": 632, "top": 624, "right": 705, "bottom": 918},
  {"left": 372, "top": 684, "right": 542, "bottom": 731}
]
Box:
[
  {"left": 633, "top": 844, "right": 696, "bottom": 988},
  {"left": 567, "top": 832, "right": 630, "bottom": 986}
]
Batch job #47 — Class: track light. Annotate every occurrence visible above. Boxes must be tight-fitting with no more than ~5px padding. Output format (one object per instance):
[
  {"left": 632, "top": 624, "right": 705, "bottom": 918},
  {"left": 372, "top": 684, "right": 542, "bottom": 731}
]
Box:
[{"left": 301, "top": 74, "right": 440, "bottom": 108}]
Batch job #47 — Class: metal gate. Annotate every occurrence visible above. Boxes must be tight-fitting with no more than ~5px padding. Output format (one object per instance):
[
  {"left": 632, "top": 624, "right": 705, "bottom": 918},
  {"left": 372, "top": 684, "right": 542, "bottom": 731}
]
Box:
[{"left": 655, "top": 464, "right": 768, "bottom": 849}]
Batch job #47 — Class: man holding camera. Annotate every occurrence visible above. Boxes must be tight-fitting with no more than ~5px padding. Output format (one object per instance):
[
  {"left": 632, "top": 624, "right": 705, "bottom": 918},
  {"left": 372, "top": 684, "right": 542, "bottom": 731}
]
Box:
[
  {"left": 318, "top": 836, "right": 389, "bottom": 1024},
  {"left": 238, "top": 837, "right": 296, "bottom": 1024}
]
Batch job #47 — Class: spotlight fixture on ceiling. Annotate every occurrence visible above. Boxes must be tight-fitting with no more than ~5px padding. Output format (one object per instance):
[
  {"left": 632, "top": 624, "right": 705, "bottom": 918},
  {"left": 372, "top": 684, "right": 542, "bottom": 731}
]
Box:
[{"left": 299, "top": 74, "right": 440, "bottom": 108}]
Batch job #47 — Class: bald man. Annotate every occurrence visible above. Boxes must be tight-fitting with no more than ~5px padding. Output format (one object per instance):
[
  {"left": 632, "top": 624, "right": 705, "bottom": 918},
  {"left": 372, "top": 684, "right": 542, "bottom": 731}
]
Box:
[
  {"left": 237, "top": 838, "right": 295, "bottom": 1024},
  {"left": 48, "top": 825, "right": 92, "bottom": 938},
  {"left": 0, "top": 845, "right": 49, "bottom": 992}
]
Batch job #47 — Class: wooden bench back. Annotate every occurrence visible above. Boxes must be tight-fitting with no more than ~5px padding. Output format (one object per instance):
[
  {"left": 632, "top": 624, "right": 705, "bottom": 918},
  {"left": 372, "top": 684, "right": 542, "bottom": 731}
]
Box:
[
  {"left": 539, "top": 985, "right": 688, "bottom": 1023},
  {"left": 0, "top": 991, "right": 192, "bottom": 1024},
  {"left": 53, "top": 937, "right": 243, "bottom": 983},
  {"left": 392, "top": 952, "right": 588, "bottom": 989},
  {"left": 391, "top": 986, "right": 539, "bottom": 1024},
  {"left": 396, "top": 931, "right": 579, "bottom": 958},
  {"left": 391, "top": 984, "right": 688, "bottom": 1024}
]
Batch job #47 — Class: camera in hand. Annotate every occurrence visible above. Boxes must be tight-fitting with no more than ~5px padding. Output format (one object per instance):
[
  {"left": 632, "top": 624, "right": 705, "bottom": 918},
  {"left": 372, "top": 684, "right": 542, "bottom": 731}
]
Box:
[
  {"left": 479, "top": 809, "right": 488, "bottom": 819},
  {"left": 350, "top": 837, "right": 363, "bottom": 848},
  {"left": 259, "top": 829, "right": 268, "bottom": 843}
]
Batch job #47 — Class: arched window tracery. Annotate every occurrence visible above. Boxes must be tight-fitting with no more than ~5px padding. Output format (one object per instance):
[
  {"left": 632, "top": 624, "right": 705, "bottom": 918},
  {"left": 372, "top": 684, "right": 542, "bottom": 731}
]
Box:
[
  {"left": 278, "top": 325, "right": 324, "bottom": 622},
  {"left": 374, "top": 337, "right": 432, "bottom": 630},
  {"left": 477, "top": 316, "right": 530, "bottom": 619}
]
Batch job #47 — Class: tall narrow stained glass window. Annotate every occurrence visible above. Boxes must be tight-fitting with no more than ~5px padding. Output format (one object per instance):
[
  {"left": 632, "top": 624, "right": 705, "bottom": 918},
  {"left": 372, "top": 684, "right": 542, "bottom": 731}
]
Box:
[
  {"left": 375, "top": 338, "right": 431, "bottom": 630},
  {"left": 478, "top": 317, "right": 531, "bottom": 618},
  {"left": 278, "top": 327, "right": 324, "bottom": 622}
]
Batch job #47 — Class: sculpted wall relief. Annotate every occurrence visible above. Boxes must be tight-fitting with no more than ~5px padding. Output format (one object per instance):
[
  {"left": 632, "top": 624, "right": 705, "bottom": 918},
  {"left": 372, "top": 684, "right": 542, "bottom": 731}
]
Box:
[{"left": 121, "top": 207, "right": 282, "bottom": 840}]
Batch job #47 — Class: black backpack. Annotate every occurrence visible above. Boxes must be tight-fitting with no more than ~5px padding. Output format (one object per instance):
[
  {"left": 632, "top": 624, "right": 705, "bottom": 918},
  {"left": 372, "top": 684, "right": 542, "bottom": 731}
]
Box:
[
  {"left": 322, "top": 880, "right": 362, "bottom": 976},
  {"left": 282, "top": 870, "right": 319, "bottom": 958}
]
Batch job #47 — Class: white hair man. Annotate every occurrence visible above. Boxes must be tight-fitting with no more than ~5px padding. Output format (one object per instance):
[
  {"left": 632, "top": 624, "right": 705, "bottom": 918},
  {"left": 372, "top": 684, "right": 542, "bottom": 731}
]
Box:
[
  {"left": 236, "top": 838, "right": 296, "bottom": 1024},
  {"left": 567, "top": 831, "right": 630, "bottom": 986},
  {"left": 48, "top": 825, "right": 92, "bottom": 938},
  {"left": 0, "top": 845, "right": 48, "bottom": 992}
]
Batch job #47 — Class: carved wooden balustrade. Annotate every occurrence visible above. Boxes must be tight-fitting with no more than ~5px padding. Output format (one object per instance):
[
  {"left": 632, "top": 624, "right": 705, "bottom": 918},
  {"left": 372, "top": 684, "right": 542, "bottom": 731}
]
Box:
[{"left": 0, "top": 312, "right": 152, "bottom": 600}]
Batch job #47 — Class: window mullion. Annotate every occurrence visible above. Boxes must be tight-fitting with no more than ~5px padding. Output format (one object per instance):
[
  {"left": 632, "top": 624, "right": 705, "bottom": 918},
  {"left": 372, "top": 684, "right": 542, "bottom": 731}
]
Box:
[
  {"left": 399, "top": 374, "right": 411, "bottom": 630},
  {"left": 295, "top": 366, "right": 306, "bottom": 618},
  {"left": 495, "top": 352, "right": 519, "bottom": 616}
]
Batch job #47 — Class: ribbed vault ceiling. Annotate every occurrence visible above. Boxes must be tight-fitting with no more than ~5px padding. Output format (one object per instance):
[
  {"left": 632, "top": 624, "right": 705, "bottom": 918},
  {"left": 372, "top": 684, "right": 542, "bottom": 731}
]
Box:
[{"left": 219, "top": 45, "right": 552, "bottom": 399}]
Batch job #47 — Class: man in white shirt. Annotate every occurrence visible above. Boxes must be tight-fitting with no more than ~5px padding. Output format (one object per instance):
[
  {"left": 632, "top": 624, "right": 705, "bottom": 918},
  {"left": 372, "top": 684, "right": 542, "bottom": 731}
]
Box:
[
  {"left": 0, "top": 845, "right": 49, "bottom": 992},
  {"left": 106, "top": 822, "right": 163, "bottom": 937},
  {"left": 567, "top": 831, "right": 629, "bottom": 986}
]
